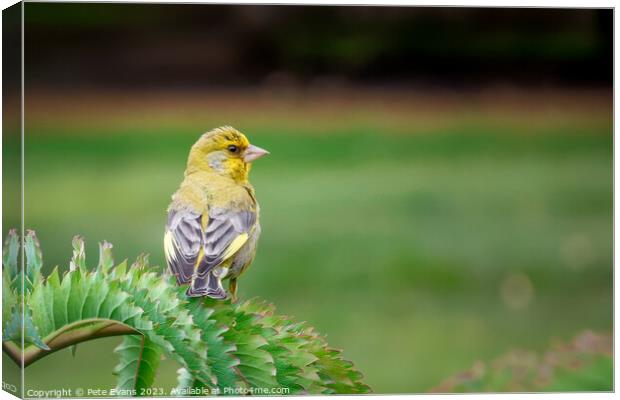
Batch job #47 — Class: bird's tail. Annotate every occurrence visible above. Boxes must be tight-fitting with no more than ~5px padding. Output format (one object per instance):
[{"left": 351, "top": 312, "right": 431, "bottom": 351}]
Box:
[{"left": 186, "top": 268, "right": 228, "bottom": 299}]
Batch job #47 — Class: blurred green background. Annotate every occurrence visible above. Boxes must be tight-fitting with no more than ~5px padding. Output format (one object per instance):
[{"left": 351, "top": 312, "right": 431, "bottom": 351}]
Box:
[{"left": 2, "top": 3, "right": 613, "bottom": 395}]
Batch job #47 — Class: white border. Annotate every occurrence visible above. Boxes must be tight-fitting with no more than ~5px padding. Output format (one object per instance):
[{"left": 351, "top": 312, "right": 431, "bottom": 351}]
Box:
[{"left": 0, "top": 1, "right": 615, "bottom": 400}]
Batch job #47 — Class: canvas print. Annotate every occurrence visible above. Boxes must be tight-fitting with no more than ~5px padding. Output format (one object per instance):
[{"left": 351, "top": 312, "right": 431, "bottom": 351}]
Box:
[{"left": 1, "top": 2, "right": 613, "bottom": 397}]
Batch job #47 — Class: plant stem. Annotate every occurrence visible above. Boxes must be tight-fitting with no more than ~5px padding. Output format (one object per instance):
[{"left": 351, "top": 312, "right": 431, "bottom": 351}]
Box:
[{"left": 3, "top": 318, "right": 139, "bottom": 367}]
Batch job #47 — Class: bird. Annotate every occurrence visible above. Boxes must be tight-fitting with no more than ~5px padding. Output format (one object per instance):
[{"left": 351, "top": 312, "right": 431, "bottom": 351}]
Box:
[{"left": 164, "top": 126, "right": 269, "bottom": 301}]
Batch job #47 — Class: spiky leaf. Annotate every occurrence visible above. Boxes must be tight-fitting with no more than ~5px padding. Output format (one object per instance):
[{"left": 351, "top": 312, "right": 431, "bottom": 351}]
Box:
[
  {"left": 24, "top": 230, "right": 43, "bottom": 288},
  {"left": 3, "top": 229, "right": 19, "bottom": 281},
  {"left": 4, "top": 230, "right": 371, "bottom": 396},
  {"left": 3, "top": 307, "right": 50, "bottom": 350},
  {"left": 114, "top": 335, "right": 162, "bottom": 394},
  {"left": 70, "top": 235, "right": 86, "bottom": 272},
  {"left": 185, "top": 298, "right": 241, "bottom": 391}
]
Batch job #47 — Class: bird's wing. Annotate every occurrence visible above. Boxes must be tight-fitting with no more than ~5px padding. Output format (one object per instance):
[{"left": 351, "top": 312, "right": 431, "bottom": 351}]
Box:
[
  {"left": 164, "top": 208, "right": 204, "bottom": 285},
  {"left": 186, "top": 208, "right": 256, "bottom": 297},
  {"left": 197, "top": 208, "right": 257, "bottom": 279}
]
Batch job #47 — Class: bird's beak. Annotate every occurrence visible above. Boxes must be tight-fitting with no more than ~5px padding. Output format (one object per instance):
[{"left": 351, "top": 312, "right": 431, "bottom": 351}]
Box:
[{"left": 244, "top": 144, "right": 270, "bottom": 163}]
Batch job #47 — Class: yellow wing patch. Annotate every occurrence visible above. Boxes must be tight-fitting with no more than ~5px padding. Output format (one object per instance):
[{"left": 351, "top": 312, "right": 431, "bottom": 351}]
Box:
[
  {"left": 221, "top": 233, "right": 249, "bottom": 262},
  {"left": 195, "top": 248, "right": 205, "bottom": 271},
  {"left": 163, "top": 230, "right": 177, "bottom": 263}
]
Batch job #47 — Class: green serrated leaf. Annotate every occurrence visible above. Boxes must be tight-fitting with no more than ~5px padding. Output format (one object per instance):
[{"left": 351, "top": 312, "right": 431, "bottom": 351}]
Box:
[
  {"left": 80, "top": 270, "right": 110, "bottom": 319},
  {"left": 3, "top": 306, "right": 50, "bottom": 350},
  {"left": 218, "top": 305, "right": 279, "bottom": 389},
  {"left": 24, "top": 309, "right": 50, "bottom": 350},
  {"left": 237, "top": 300, "right": 325, "bottom": 393},
  {"left": 11, "top": 231, "right": 371, "bottom": 396},
  {"left": 3, "top": 229, "right": 20, "bottom": 282},
  {"left": 98, "top": 241, "right": 114, "bottom": 274},
  {"left": 2, "top": 308, "right": 21, "bottom": 343},
  {"left": 114, "top": 335, "right": 162, "bottom": 394},
  {"left": 2, "top": 269, "right": 18, "bottom": 326},
  {"left": 24, "top": 230, "right": 43, "bottom": 287},
  {"left": 30, "top": 265, "right": 151, "bottom": 338},
  {"left": 112, "top": 266, "right": 215, "bottom": 390},
  {"left": 67, "top": 270, "right": 87, "bottom": 323},
  {"left": 28, "top": 277, "right": 54, "bottom": 335},
  {"left": 70, "top": 235, "right": 86, "bottom": 272},
  {"left": 186, "top": 298, "right": 241, "bottom": 391},
  {"left": 47, "top": 267, "right": 69, "bottom": 329}
]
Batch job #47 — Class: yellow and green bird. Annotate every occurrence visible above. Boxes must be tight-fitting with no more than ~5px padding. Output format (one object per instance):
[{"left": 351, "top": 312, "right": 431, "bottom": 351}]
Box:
[{"left": 164, "top": 126, "right": 269, "bottom": 301}]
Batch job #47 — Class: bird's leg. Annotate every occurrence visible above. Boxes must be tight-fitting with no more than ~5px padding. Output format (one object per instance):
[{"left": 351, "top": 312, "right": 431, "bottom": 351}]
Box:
[{"left": 229, "top": 278, "right": 238, "bottom": 303}]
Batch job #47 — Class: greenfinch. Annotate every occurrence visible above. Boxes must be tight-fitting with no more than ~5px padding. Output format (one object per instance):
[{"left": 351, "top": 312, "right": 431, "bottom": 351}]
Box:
[{"left": 164, "top": 126, "right": 269, "bottom": 301}]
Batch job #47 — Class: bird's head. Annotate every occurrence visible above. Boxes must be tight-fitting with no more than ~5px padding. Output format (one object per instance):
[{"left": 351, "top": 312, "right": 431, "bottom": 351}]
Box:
[{"left": 186, "top": 126, "right": 269, "bottom": 183}]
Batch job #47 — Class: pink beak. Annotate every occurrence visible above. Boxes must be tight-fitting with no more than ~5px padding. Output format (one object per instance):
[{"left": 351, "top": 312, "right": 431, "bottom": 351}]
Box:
[{"left": 243, "top": 144, "right": 270, "bottom": 163}]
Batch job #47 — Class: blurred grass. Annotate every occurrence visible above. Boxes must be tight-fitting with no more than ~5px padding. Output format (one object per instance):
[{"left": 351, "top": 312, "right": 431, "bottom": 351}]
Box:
[{"left": 4, "top": 90, "right": 612, "bottom": 393}]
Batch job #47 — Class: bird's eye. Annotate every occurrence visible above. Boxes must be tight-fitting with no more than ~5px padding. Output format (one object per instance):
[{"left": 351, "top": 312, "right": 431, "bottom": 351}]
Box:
[{"left": 227, "top": 145, "right": 239, "bottom": 153}]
